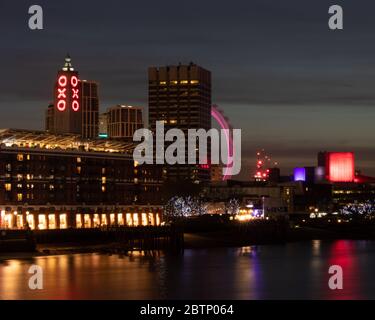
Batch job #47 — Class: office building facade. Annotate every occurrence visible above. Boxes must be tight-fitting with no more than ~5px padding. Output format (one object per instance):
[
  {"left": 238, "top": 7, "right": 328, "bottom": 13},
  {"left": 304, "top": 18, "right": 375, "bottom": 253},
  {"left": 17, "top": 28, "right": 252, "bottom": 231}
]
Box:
[{"left": 148, "top": 63, "right": 212, "bottom": 183}]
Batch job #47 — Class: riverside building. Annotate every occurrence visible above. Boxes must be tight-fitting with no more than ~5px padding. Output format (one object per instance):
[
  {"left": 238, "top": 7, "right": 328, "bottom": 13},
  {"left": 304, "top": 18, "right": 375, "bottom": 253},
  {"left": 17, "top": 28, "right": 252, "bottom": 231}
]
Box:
[{"left": 0, "top": 129, "right": 162, "bottom": 230}]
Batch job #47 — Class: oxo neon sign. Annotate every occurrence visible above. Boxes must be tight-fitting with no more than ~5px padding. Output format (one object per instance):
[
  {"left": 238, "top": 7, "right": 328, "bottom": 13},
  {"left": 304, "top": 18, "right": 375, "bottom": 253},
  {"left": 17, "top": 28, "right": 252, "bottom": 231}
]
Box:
[{"left": 56, "top": 74, "right": 80, "bottom": 112}]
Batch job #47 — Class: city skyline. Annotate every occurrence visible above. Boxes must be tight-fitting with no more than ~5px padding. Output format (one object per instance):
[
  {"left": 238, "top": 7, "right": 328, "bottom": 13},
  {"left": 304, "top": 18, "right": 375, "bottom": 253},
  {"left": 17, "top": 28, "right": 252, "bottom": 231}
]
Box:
[
  {"left": 2, "top": 0, "right": 375, "bottom": 178},
  {"left": 3, "top": 1, "right": 375, "bottom": 304}
]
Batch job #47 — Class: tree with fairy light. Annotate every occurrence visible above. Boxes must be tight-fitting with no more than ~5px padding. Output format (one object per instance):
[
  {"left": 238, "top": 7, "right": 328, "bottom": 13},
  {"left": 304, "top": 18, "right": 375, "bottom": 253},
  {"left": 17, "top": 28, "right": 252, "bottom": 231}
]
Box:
[
  {"left": 164, "top": 196, "right": 207, "bottom": 221},
  {"left": 226, "top": 198, "right": 240, "bottom": 216}
]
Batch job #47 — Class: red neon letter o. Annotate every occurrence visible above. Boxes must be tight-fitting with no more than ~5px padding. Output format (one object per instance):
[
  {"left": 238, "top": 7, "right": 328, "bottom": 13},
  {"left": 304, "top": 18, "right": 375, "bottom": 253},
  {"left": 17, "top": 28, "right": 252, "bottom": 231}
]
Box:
[
  {"left": 58, "top": 75, "right": 67, "bottom": 87},
  {"left": 72, "top": 100, "right": 80, "bottom": 111},
  {"left": 71, "top": 76, "right": 78, "bottom": 87},
  {"left": 57, "top": 100, "right": 66, "bottom": 111}
]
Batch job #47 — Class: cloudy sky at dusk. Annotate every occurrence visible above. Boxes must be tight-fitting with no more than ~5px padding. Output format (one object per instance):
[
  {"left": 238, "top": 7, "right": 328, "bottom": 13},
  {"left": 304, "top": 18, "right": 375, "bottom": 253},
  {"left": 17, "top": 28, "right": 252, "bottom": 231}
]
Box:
[{"left": 1, "top": 0, "right": 375, "bottom": 178}]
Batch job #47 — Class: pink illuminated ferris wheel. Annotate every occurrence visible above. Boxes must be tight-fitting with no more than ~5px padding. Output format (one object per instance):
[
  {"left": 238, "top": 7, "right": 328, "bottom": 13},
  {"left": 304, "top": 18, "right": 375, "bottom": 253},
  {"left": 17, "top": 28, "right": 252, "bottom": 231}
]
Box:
[{"left": 211, "top": 105, "right": 234, "bottom": 181}]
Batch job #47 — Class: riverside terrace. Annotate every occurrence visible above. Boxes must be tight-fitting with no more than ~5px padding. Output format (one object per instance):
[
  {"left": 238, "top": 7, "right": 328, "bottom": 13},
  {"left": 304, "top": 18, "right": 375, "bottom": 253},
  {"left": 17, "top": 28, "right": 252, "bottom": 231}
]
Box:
[{"left": 0, "top": 128, "right": 163, "bottom": 230}]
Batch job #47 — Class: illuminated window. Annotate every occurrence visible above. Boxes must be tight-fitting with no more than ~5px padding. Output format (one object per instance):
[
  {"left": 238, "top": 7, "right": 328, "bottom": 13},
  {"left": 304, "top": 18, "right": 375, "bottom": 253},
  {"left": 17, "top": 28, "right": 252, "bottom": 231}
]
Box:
[
  {"left": 156, "top": 214, "right": 161, "bottom": 226},
  {"left": 26, "top": 154, "right": 31, "bottom": 160},
  {"left": 77, "top": 157, "right": 81, "bottom": 163},
  {"left": 5, "top": 183, "right": 11, "bottom": 191},
  {"left": 133, "top": 214, "right": 139, "bottom": 226},
  {"left": 17, "top": 154, "right": 24, "bottom": 161},
  {"left": 148, "top": 213, "right": 155, "bottom": 226},
  {"left": 17, "top": 193, "right": 23, "bottom": 201},
  {"left": 170, "top": 80, "right": 178, "bottom": 85},
  {"left": 76, "top": 215, "right": 82, "bottom": 228},
  {"left": 84, "top": 214, "right": 91, "bottom": 228},
  {"left": 16, "top": 215, "right": 23, "bottom": 229},
  {"left": 3, "top": 214, "right": 13, "bottom": 229},
  {"left": 101, "top": 168, "right": 106, "bottom": 174},
  {"left": 126, "top": 213, "right": 132, "bottom": 226},
  {"left": 93, "top": 214, "right": 100, "bottom": 227},
  {"left": 59, "top": 214, "right": 67, "bottom": 229},
  {"left": 190, "top": 80, "right": 199, "bottom": 84},
  {"left": 48, "top": 214, "right": 56, "bottom": 229},
  {"left": 110, "top": 214, "right": 115, "bottom": 225},
  {"left": 141, "top": 213, "right": 148, "bottom": 226},
  {"left": 26, "top": 214, "right": 35, "bottom": 230},
  {"left": 118, "top": 214, "right": 124, "bottom": 226},
  {"left": 180, "top": 80, "right": 189, "bottom": 84},
  {"left": 159, "top": 81, "right": 167, "bottom": 85},
  {"left": 101, "top": 177, "right": 106, "bottom": 184},
  {"left": 38, "top": 215, "right": 47, "bottom": 230},
  {"left": 102, "top": 185, "right": 106, "bottom": 192},
  {"left": 17, "top": 174, "right": 23, "bottom": 181},
  {"left": 170, "top": 120, "right": 177, "bottom": 124},
  {"left": 101, "top": 214, "right": 107, "bottom": 225}
]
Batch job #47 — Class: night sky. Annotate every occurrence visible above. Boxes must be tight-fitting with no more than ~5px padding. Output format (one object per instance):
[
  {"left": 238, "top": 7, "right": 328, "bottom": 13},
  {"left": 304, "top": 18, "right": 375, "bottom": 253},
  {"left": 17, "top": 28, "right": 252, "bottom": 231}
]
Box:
[{"left": 1, "top": 0, "right": 375, "bottom": 179}]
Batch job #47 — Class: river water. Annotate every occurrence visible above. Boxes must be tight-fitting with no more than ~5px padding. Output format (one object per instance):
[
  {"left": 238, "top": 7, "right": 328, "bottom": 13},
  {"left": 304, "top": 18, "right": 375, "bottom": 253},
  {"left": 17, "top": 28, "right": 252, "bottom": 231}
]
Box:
[{"left": 1, "top": 240, "right": 375, "bottom": 299}]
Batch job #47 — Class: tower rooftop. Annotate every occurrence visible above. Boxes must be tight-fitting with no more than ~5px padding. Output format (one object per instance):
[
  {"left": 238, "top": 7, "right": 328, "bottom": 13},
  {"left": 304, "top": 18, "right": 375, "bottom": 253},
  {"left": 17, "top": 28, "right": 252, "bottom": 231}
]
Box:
[{"left": 62, "top": 54, "right": 75, "bottom": 71}]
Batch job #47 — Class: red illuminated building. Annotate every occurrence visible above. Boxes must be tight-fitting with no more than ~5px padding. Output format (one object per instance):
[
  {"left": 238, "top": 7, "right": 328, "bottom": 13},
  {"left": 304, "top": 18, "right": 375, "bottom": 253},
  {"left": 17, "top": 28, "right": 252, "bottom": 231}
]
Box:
[
  {"left": 48, "top": 55, "right": 99, "bottom": 138},
  {"left": 53, "top": 55, "right": 82, "bottom": 134},
  {"left": 321, "top": 152, "right": 355, "bottom": 182}
]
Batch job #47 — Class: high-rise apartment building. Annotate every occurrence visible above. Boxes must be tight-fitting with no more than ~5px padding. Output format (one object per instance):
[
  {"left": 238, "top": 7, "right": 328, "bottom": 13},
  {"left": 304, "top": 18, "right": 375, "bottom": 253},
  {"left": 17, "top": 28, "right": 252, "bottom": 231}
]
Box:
[
  {"left": 106, "top": 105, "right": 143, "bottom": 140},
  {"left": 148, "top": 63, "right": 212, "bottom": 183},
  {"left": 80, "top": 80, "right": 99, "bottom": 139}
]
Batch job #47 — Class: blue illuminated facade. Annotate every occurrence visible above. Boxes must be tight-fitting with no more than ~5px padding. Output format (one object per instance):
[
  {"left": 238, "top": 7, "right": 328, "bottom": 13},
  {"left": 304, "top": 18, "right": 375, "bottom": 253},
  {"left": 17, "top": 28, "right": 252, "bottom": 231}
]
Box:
[{"left": 294, "top": 167, "right": 306, "bottom": 182}]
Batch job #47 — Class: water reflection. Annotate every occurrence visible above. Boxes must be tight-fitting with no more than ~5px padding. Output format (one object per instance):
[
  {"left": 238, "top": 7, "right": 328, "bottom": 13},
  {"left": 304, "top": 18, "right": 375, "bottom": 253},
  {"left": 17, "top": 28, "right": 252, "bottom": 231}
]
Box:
[
  {"left": 1, "top": 240, "right": 375, "bottom": 299},
  {"left": 325, "top": 240, "right": 361, "bottom": 299}
]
